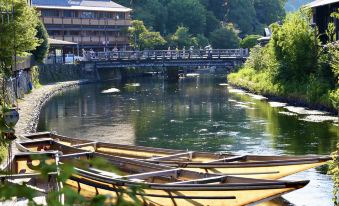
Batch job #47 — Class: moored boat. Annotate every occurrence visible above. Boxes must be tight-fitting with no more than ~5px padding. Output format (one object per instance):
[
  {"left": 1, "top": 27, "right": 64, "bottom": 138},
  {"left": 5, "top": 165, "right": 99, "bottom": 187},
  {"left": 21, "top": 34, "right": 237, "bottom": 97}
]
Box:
[
  {"left": 0, "top": 152, "right": 64, "bottom": 205},
  {"left": 22, "top": 132, "right": 331, "bottom": 180},
  {"left": 16, "top": 139, "right": 309, "bottom": 206}
]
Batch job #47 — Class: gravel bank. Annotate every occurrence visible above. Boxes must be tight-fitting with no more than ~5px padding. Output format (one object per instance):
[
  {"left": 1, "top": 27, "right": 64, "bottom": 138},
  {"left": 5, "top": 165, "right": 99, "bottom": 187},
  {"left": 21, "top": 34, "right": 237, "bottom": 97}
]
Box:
[{"left": 15, "top": 80, "right": 91, "bottom": 135}]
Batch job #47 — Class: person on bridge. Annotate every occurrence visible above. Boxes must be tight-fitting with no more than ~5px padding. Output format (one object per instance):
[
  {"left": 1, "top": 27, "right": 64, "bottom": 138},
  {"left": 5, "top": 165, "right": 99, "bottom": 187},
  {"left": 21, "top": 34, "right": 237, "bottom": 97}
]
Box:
[{"left": 183, "top": 46, "right": 186, "bottom": 59}]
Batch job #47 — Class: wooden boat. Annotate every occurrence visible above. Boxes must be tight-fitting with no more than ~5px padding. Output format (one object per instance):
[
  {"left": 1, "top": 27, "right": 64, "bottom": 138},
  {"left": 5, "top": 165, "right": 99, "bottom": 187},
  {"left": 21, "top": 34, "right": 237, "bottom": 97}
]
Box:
[
  {"left": 22, "top": 132, "right": 331, "bottom": 179},
  {"left": 16, "top": 139, "right": 309, "bottom": 206},
  {"left": 0, "top": 152, "right": 64, "bottom": 204}
]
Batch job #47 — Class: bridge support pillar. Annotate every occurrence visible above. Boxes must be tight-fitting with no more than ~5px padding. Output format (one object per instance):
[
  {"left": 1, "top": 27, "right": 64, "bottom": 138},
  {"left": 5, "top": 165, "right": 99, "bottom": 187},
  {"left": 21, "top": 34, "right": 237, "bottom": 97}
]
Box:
[{"left": 166, "top": 67, "right": 180, "bottom": 81}]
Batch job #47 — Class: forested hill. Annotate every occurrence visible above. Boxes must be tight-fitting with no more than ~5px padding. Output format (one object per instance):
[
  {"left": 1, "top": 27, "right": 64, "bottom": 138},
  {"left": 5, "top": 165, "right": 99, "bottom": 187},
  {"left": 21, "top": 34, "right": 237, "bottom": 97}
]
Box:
[
  {"left": 115, "top": 0, "right": 287, "bottom": 49},
  {"left": 286, "top": 0, "right": 313, "bottom": 11}
]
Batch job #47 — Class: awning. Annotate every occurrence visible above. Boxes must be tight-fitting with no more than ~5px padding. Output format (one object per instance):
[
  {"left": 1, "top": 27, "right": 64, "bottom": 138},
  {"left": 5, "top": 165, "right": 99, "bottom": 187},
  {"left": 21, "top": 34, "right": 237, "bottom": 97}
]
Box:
[
  {"left": 307, "top": 0, "right": 339, "bottom": 8},
  {"left": 48, "top": 38, "right": 78, "bottom": 47}
]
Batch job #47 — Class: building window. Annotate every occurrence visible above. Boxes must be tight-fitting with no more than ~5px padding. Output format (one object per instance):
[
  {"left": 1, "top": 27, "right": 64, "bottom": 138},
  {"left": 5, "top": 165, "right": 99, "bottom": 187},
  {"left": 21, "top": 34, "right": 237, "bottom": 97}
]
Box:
[
  {"left": 64, "top": 10, "right": 76, "bottom": 18},
  {"left": 116, "top": 13, "right": 125, "bottom": 20},
  {"left": 49, "top": 30, "right": 61, "bottom": 36},
  {"left": 41, "top": 9, "right": 59, "bottom": 17},
  {"left": 80, "top": 11, "right": 95, "bottom": 19}
]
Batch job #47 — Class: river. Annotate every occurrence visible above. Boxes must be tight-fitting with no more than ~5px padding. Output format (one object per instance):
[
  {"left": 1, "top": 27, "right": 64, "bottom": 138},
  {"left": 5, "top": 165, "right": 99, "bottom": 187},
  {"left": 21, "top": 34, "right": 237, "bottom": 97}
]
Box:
[{"left": 37, "top": 74, "right": 338, "bottom": 206}]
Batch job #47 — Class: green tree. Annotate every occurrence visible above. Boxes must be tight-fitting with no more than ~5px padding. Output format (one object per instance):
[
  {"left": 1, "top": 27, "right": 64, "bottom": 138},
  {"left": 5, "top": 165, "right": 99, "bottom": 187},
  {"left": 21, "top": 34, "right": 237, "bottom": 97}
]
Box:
[
  {"left": 169, "top": 26, "right": 196, "bottom": 49},
  {"left": 195, "top": 34, "right": 209, "bottom": 48},
  {"left": 253, "top": 0, "right": 286, "bottom": 26},
  {"left": 205, "top": 11, "right": 221, "bottom": 36},
  {"left": 240, "top": 35, "right": 261, "bottom": 48},
  {"left": 209, "top": 26, "right": 240, "bottom": 49},
  {"left": 167, "top": 0, "right": 207, "bottom": 34},
  {"left": 225, "top": 0, "right": 261, "bottom": 36},
  {"left": 140, "top": 31, "right": 166, "bottom": 49},
  {"left": 269, "top": 11, "right": 319, "bottom": 82},
  {"left": 32, "top": 20, "right": 49, "bottom": 64},
  {"left": 205, "top": 0, "right": 227, "bottom": 20},
  {"left": 128, "top": 20, "right": 166, "bottom": 50},
  {"left": 0, "top": 0, "right": 40, "bottom": 76},
  {"left": 132, "top": 0, "right": 168, "bottom": 34}
]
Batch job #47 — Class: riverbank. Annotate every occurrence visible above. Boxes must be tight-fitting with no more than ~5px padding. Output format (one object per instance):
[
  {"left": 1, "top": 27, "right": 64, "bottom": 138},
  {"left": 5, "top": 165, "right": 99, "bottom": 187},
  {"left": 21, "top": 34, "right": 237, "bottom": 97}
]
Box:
[
  {"left": 15, "top": 80, "right": 92, "bottom": 136},
  {"left": 227, "top": 77, "right": 338, "bottom": 115}
]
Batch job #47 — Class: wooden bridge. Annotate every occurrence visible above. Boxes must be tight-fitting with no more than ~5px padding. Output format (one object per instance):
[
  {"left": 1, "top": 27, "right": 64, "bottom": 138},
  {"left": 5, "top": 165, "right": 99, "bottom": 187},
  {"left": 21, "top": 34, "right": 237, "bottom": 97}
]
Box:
[{"left": 82, "top": 49, "right": 249, "bottom": 68}]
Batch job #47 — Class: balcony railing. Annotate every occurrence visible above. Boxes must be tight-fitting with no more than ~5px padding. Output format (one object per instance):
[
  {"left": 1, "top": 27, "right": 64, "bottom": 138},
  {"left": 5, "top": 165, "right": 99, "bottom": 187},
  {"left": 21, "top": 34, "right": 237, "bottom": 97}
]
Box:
[
  {"left": 41, "top": 17, "right": 131, "bottom": 26},
  {"left": 50, "top": 35, "right": 129, "bottom": 44}
]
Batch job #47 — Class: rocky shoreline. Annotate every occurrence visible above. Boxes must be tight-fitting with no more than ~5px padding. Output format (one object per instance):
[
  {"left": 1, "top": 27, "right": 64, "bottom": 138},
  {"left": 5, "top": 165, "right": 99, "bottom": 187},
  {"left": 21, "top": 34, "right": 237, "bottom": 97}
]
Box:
[{"left": 15, "top": 80, "right": 92, "bottom": 136}]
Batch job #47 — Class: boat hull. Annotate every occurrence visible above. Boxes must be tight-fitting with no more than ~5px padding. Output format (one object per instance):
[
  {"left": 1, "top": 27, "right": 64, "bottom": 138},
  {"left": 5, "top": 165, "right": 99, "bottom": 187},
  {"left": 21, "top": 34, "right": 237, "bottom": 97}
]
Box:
[
  {"left": 66, "top": 175, "right": 304, "bottom": 206},
  {"left": 21, "top": 132, "right": 331, "bottom": 180}
]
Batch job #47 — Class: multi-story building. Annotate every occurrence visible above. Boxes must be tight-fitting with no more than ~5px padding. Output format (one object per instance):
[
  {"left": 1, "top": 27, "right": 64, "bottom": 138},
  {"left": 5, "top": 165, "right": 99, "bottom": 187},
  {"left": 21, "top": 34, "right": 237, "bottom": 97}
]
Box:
[
  {"left": 32, "top": 0, "right": 132, "bottom": 51},
  {"left": 308, "top": 0, "right": 339, "bottom": 43}
]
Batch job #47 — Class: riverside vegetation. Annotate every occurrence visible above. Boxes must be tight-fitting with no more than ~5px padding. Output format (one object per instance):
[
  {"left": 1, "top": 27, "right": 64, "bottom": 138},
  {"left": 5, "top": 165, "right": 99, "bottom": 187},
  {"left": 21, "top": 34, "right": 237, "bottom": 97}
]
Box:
[
  {"left": 228, "top": 10, "right": 338, "bottom": 111},
  {"left": 228, "top": 9, "right": 339, "bottom": 203}
]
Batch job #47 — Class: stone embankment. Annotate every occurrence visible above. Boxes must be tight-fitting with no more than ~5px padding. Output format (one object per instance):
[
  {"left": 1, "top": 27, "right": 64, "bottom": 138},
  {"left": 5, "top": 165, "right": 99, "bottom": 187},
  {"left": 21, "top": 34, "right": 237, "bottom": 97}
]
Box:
[{"left": 15, "top": 80, "right": 91, "bottom": 136}]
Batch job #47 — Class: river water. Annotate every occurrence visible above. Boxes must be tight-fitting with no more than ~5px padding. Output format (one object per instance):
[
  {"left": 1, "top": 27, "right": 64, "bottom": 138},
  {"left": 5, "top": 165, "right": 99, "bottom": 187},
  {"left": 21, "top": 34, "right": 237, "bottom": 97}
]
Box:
[{"left": 37, "top": 75, "right": 338, "bottom": 206}]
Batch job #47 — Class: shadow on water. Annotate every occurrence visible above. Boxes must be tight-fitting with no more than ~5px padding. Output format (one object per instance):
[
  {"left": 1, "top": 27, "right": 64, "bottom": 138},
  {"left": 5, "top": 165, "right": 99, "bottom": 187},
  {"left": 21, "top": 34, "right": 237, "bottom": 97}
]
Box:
[{"left": 37, "top": 75, "right": 338, "bottom": 206}]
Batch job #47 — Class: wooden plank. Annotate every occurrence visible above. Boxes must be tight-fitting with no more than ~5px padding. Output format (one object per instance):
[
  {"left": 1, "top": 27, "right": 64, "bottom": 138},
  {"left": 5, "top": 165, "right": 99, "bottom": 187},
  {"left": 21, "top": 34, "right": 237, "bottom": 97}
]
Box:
[
  {"left": 72, "top": 142, "right": 97, "bottom": 148},
  {"left": 61, "top": 152, "right": 93, "bottom": 158},
  {"left": 168, "top": 175, "right": 228, "bottom": 185},
  {"left": 123, "top": 169, "right": 180, "bottom": 180},
  {"left": 205, "top": 155, "right": 247, "bottom": 163},
  {"left": 148, "top": 152, "right": 194, "bottom": 161},
  {"left": 0, "top": 172, "right": 58, "bottom": 180}
]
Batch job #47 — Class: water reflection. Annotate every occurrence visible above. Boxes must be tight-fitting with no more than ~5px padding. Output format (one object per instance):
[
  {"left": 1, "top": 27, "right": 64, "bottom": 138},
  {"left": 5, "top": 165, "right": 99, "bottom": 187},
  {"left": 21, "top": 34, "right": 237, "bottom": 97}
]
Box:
[{"left": 38, "top": 75, "right": 338, "bottom": 206}]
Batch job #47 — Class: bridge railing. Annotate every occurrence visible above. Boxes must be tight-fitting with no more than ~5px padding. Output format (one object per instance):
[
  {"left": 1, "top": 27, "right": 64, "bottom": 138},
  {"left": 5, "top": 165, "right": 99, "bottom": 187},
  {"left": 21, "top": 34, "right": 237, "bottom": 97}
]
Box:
[{"left": 83, "top": 49, "right": 249, "bottom": 61}]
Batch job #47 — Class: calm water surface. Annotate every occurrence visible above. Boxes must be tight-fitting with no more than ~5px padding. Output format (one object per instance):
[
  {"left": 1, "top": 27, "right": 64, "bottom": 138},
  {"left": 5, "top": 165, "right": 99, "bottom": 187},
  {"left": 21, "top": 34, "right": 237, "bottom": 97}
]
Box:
[{"left": 38, "top": 75, "right": 338, "bottom": 206}]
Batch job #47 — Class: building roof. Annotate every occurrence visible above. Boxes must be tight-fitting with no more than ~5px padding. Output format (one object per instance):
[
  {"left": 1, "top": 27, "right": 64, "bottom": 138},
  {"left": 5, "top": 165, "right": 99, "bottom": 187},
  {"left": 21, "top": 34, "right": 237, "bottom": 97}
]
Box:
[
  {"left": 48, "top": 38, "right": 77, "bottom": 46},
  {"left": 33, "top": 0, "right": 132, "bottom": 12},
  {"left": 307, "top": 0, "right": 339, "bottom": 8}
]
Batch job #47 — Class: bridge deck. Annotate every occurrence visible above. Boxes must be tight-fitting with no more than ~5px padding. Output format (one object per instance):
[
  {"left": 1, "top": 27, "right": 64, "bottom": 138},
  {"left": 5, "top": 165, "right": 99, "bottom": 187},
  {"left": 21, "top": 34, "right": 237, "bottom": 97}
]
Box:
[{"left": 82, "top": 49, "right": 248, "bottom": 68}]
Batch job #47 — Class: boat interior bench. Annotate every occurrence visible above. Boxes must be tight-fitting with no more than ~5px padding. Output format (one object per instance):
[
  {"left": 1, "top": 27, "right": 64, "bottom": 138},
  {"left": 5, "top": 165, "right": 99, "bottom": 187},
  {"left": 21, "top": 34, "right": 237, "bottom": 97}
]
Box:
[
  {"left": 147, "top": 152, "right": 194, "bottom": 161},
  {"left": 168, "top": 175, "right": 228, "bottom": 185},
  {"left": 122, "top": 169, "right": 181, "bottom": 180},
  {"left": 205, "top": 155, "right": 247, "bottom": 163},
  {"left": 87, "top": 168, "right": 181, "bottom": 182}
]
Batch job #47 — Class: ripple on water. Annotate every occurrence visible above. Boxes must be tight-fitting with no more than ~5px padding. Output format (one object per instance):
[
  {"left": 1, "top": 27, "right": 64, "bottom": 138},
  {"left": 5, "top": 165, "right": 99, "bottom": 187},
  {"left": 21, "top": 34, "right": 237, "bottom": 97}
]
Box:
[
  {"left": 234, "top": 104, "right": 256, "bottom": 109},
  {"left": 125, "top": 83, "right": 140, "bottom": 87},
  {"left": 228, "top": 131, "right": 240, "bottom": 137},
  {"left": 170, "top": 119, "right": 184, "bottom": 123},
  {"left": 228, "top": 88, "right": 246, "bottom": 94},
  {"left": 198, "top": 129, "right": 208, "bottom": 133},
  {"left": 101, "top": 88, "right": 120, "bottom": 94}
]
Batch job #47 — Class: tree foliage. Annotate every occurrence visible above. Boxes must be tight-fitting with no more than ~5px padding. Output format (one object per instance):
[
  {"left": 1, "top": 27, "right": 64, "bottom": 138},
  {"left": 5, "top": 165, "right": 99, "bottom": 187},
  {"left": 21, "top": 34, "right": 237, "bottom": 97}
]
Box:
[
  {"left": 128, "top": 20, "right": 166, "bottom": 50},
  {"left": 168, "top": 26, "right": 196, "bottom": 49},
  {"left": 209, "top": 26, "right": 240, "bottom": 49},
  {"left": 167, "top": 0, "right": 207, "bottom": 35},
  {"left": 32, "top": 20, "right": 49, "bottom": 64},
  {"left": 225, "top": 0, "right": 260, "bottom": 36},
  {"left": 253, "top": 0, "right": 286, "bottom": 26},
  {"left": 0, "top": 0, "right": 40, "bottom": 76},
  {"left": 114, "top": 0, "right": 286, "bottom": 48},
  {"left": 269, "top": 11, "right": 318, "bottom": 82},
  {"left": 229, "top": 10, "right": 337, "bottom": 108},
  {"left": 240, "top": 35, "right": 262, "bottom": 48}
]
